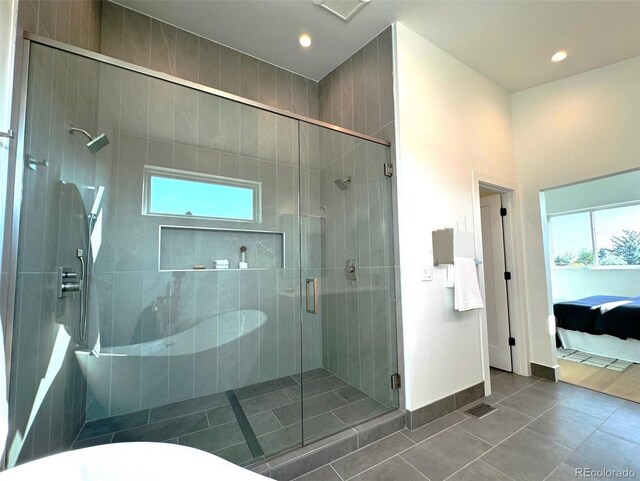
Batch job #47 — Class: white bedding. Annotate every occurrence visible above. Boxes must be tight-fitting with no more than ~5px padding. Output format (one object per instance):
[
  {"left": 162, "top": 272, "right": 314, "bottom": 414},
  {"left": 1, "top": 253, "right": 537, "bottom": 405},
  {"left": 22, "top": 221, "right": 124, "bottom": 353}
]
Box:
[{"left": 557, "top": 327, "right": 640, "bottom": 364}]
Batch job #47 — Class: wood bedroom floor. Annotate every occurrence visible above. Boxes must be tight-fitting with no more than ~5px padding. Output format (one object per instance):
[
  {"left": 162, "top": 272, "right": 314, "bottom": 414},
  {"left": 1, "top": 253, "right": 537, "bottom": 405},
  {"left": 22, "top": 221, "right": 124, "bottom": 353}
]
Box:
[{"left": 559, "top": 358, "right": 640, "bottom": 403}]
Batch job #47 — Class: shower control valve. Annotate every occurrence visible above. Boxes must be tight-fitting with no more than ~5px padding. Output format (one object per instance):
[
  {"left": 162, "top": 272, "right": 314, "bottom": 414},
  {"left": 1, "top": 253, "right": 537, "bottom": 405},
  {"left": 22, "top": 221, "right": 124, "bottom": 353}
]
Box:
[
  {"left": 345, "top": 259, "right": 357, "bottom": 281},
  {"left": 57, "top": 267, "right": 81, "bottom": 298}
]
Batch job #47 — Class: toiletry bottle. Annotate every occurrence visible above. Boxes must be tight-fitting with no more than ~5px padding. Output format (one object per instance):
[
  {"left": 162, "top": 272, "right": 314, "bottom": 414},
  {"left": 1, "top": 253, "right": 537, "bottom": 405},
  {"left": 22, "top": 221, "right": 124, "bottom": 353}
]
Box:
[{"left": 239, "top": 246, "right": 248, "bottom": 269}]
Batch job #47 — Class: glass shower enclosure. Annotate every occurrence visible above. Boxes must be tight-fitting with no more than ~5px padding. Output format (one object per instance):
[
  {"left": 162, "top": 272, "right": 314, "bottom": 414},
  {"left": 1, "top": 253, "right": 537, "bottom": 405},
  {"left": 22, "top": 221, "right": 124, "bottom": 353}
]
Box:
[{"left": 5, "top": 36, "right": 398, "bottom": 468}]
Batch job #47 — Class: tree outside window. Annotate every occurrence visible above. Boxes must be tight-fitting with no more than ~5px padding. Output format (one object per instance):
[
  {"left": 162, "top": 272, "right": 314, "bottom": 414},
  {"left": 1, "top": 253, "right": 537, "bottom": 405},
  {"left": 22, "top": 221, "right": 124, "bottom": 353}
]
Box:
[{"left": 550, "top": 204, "right": 640, "bottom": 267}]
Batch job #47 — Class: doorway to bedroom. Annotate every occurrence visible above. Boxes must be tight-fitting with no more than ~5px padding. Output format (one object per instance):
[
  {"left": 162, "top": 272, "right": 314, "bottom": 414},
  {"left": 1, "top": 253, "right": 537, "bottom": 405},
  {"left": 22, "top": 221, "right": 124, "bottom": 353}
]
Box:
[{"left": 541, "top": 170, "right": 640, "bottom": 403}]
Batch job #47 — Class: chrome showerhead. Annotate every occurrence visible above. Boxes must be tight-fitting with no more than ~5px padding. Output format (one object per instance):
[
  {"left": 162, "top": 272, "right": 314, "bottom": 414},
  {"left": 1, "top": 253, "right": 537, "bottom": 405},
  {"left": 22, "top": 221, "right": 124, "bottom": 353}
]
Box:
[
  {"left": 87, "top": 133, "right": 109, "bottom": 154},
  {"left": 334, "top": 176, "right": 352, "bottom": 191},
  {"left": 69, "top": 126, "right": 110, "bottom": 154}
]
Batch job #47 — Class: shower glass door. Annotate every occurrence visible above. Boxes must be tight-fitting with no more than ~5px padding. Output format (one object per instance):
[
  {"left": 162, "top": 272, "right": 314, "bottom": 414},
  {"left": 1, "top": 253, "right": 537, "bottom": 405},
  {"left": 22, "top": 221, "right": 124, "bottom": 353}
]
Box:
[
  {"left": 8, "top": 39, "right": 397, "bottom": 471},
  {"left": 299, "top": 122, "right": 399, "bottom": 444},
  {"left": 9, "top": 41, "right": 304, "bottom": 467}
]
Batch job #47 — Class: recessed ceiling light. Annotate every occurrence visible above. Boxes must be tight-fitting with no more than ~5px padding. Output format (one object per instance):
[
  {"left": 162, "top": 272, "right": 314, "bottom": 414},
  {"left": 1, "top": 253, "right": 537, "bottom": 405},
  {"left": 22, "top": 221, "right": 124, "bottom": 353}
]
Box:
[
  {"left": 299, "top": 34, "right": 312, "bottom": 48},
  {"left": 551, "top": 50, "right": 568, "bottom": 62}
]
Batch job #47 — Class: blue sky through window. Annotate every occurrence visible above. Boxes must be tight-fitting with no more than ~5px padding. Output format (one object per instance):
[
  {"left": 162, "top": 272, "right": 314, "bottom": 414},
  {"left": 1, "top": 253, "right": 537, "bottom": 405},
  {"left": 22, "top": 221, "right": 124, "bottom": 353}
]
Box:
[
  {"left": 150, "top": 176, "right": 255, "bottom": 220},
  {"left": 594, "top": 204, "right": 640, "bottom": 250},
  {"left": 550, "top": 212, "right": 591, "bottom": 259}
]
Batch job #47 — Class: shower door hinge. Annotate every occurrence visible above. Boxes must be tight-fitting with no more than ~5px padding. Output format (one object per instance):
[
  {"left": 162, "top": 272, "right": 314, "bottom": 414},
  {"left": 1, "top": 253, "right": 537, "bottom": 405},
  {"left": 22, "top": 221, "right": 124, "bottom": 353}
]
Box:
[
  {"left": 383, "top": 163, "right": 394, "bottom": 177},
  {"left": 391, "top": 373, "right": 401, "bottom": 390},
  {"left": 508, "top": 337, "right": 516, "bottom": 346},
  {"left": 504, "top": 271, "right": 512, "bottom": 281},
  {"left": 500, "top": 207, "right": 507, "bottom": 216}
]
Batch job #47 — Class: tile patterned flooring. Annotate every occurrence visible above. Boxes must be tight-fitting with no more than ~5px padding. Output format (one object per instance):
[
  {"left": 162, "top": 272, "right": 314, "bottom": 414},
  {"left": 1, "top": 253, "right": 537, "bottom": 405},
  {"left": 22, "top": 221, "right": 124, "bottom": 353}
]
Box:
[
  {"left": 73, "top": 368, "right": 390, "bottom": 466},
  {"left": 293, "top": 369, "right": 640, "bottom": 481}
]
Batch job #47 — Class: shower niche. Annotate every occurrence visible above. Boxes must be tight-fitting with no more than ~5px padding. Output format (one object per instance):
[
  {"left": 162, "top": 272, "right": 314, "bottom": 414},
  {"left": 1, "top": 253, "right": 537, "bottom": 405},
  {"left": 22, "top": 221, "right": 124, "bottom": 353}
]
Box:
[{"left": 158, "top": 225, "right": 285, "bottom": 271}]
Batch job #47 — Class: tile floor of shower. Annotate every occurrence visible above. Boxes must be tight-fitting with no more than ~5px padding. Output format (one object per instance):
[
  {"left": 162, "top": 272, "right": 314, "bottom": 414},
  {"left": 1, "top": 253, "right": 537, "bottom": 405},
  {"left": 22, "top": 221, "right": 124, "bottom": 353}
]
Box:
[{"left": 71, "top": 368, "right": 390, "bottom": 466}]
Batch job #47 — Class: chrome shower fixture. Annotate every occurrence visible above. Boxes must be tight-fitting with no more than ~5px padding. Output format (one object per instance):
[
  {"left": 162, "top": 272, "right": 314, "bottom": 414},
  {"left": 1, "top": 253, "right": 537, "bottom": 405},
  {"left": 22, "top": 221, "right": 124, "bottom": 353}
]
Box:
[
  {"left": 69, "top": 126, "right": 110, "bottom": 154},
  {"left": 334, "top": 176, "right": 352, "bottom": 191}
]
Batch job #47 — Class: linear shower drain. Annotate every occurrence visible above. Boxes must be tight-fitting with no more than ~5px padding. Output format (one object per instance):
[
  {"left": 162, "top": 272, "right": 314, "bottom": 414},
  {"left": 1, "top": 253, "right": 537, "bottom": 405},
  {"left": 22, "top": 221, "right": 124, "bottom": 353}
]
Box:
[{"left": 465, "top": 403, "right": 497, "bottom": 419}]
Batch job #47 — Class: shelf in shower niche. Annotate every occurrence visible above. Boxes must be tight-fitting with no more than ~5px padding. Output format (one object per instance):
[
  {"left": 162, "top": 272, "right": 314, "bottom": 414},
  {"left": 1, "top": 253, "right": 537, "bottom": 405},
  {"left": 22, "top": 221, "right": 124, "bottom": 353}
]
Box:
[{"left": 158, "top": 225, "right": 285, "bottom": 272}]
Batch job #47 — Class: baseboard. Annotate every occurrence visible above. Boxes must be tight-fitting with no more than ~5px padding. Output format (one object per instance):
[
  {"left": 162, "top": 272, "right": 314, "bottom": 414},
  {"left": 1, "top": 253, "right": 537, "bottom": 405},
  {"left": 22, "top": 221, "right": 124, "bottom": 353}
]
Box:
[
  {"left": 405, "top": 381, "right": 485, "bottom": 430},
  {"left": 531, "top": 362, "right": 559, "bottom": 381}
]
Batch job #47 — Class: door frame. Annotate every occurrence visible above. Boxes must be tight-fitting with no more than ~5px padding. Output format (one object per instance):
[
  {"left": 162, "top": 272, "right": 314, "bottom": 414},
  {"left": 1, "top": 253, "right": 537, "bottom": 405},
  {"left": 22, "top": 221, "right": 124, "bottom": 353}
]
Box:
[
  {"left": 472, "top": 171, "right": 530, "bottom": 394},
  {"left": 2, "top": 38, "right": 30, "bottom": 401},
  {"left": 480, "top": 192, "right": 512, "bottom": 372}
]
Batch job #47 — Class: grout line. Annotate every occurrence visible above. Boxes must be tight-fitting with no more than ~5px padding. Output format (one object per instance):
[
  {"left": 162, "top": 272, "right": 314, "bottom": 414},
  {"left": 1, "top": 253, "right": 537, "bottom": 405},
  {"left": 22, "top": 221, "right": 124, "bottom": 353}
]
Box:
[
  {"left": 402, "top": 457, "right": 431, "bottom": 480},
  {"left": 542, "top": 465, "right": 564, "bottom": 481},
  {"left": 398, "top": 431, "right": 416, "bottom": 444},
  {"left": 478, "top": 459, "right": 517, "bottom": 481},
  {"left": 593, "top": 425, "right": 640, "bottom": 448},
  {"left": 330, "top": 464, "right": 345, "bottom": 481},
  {"left": 454, "top": 426, "right": 497, "bottom": 447},
  {"left": 328, "top": 430, "right": 412, "bottom": 480},
  {"left": 282, "top": 389, "right": 296, "bottom": 403},
  {"left": 481, "top": 378, "right": 543, "bottom": 406}
]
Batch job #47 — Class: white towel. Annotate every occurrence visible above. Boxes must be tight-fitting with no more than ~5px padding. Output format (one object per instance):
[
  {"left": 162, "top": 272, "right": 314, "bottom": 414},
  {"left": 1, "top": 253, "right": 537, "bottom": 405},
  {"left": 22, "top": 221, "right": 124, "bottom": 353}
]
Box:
[
  {"left": 453, "top": 257, "right": 484, "bottom": 311},
  {"left": 445, "top": 265, "right": 455, "bottom": 288}
]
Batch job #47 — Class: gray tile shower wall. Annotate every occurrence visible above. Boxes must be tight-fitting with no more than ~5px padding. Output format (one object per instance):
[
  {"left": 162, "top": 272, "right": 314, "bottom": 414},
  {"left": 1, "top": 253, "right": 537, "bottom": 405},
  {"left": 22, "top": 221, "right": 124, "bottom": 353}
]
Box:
[
  {"left": 99, "top": 1, "right": 319, "bottom": 119},
  {"left": 315, "top": 27, "right": 399, "bottom": 409},
  {"left": 18, "top": 0, "right": 102, "bottom": 52},
  {"left": 317, "top": 130, "right": 396, "bottom": 407},
  {"left": 86, "top": 56, "right": 323, "bottom": 421},
  {"left": 318, "top": 27, "right": 394, "bottom": 143},
  {"left": 9, "top": 44, "right": 101, "bottom": 465}
]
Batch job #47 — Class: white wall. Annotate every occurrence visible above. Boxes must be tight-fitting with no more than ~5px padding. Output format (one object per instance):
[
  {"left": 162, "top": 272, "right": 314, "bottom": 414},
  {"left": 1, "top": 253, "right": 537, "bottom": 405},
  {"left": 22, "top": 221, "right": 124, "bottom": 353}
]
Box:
[
  {"left": 512, "top": 57, "right": 640, "bottom": 369},
  {"left": 394, "top": 24, "right": 515, "bottom": 411},
  {"left": 551, "top": 268, "right": 640, "bottom": 302},
  {"left": 544, "top": 170, "right": 640, "bottom": 215}
]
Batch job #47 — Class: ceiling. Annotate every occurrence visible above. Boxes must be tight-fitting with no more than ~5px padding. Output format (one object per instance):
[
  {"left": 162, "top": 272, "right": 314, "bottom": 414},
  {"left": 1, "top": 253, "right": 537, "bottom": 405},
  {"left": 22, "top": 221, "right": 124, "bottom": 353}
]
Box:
[{"left": 114, "top": 0, "right": 640, "bottom": 92}]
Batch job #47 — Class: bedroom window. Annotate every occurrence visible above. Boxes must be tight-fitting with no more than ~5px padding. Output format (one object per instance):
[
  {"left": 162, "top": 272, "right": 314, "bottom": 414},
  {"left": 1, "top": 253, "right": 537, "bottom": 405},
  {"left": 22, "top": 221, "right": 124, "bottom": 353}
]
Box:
[
  {"left": 594, "top": 204, "right": 640, "bottom": 266},
  {"left": 143, "top": 165, "right": 261, "bottom": 222},
  {"left": 550, "top": 213, "right": 594, "bottom": 267},
  {"left": 549, "top": 203, "right": 640, "bottom": 268}
]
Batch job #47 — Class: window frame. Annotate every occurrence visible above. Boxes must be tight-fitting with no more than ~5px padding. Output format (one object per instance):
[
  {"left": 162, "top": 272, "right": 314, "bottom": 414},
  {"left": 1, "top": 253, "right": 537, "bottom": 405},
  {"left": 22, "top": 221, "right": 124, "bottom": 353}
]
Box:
[
  {"left": 548, "top": 200, "right": 640, "bottom": 270},
  {"left": 142, "top": 165, "right": 262, "bottom": 223}
]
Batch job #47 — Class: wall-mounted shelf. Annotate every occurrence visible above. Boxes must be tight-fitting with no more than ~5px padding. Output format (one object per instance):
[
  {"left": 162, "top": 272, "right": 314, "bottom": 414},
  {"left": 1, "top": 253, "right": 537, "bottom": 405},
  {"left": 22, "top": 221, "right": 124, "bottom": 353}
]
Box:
[
  {"left": 158, "top": 225, "right": 285, "bottom": 271},
  {"left": 432, "top": 228, "right": 476, "bottom": 266}
]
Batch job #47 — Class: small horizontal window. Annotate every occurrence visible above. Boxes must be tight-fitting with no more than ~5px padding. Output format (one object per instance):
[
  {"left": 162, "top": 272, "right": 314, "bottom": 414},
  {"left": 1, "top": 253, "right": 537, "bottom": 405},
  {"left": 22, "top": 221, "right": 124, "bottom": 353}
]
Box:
[{"left": 143, "top": 166, "right": 261, "bottom": 222}]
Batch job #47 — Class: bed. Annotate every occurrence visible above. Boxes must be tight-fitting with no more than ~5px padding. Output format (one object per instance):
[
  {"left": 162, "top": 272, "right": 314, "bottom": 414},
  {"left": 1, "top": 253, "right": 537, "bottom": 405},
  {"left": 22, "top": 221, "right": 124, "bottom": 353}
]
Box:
[{"left": 554, "top": 295, "right": 640, "bottom": 364}]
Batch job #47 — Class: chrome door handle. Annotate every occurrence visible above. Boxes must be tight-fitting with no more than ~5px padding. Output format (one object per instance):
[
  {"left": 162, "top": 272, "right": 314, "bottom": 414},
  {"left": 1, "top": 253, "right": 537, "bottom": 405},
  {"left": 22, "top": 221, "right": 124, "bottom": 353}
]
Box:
[
  {"left": 306, "top": 278, "right": 318, "bottom": 315},
  {"left": 0, "top": 129, "right": 15, "bottom": 139},
  {"left": 77, "top": 249, "right": 89, "bottom": 342}
]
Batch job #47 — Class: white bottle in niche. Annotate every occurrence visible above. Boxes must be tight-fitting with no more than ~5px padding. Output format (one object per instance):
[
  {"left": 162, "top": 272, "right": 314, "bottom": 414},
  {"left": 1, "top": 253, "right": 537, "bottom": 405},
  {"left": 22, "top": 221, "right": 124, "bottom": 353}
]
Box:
[{"left": 239, "top": 245, "right": 248, "bottom": 269}]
